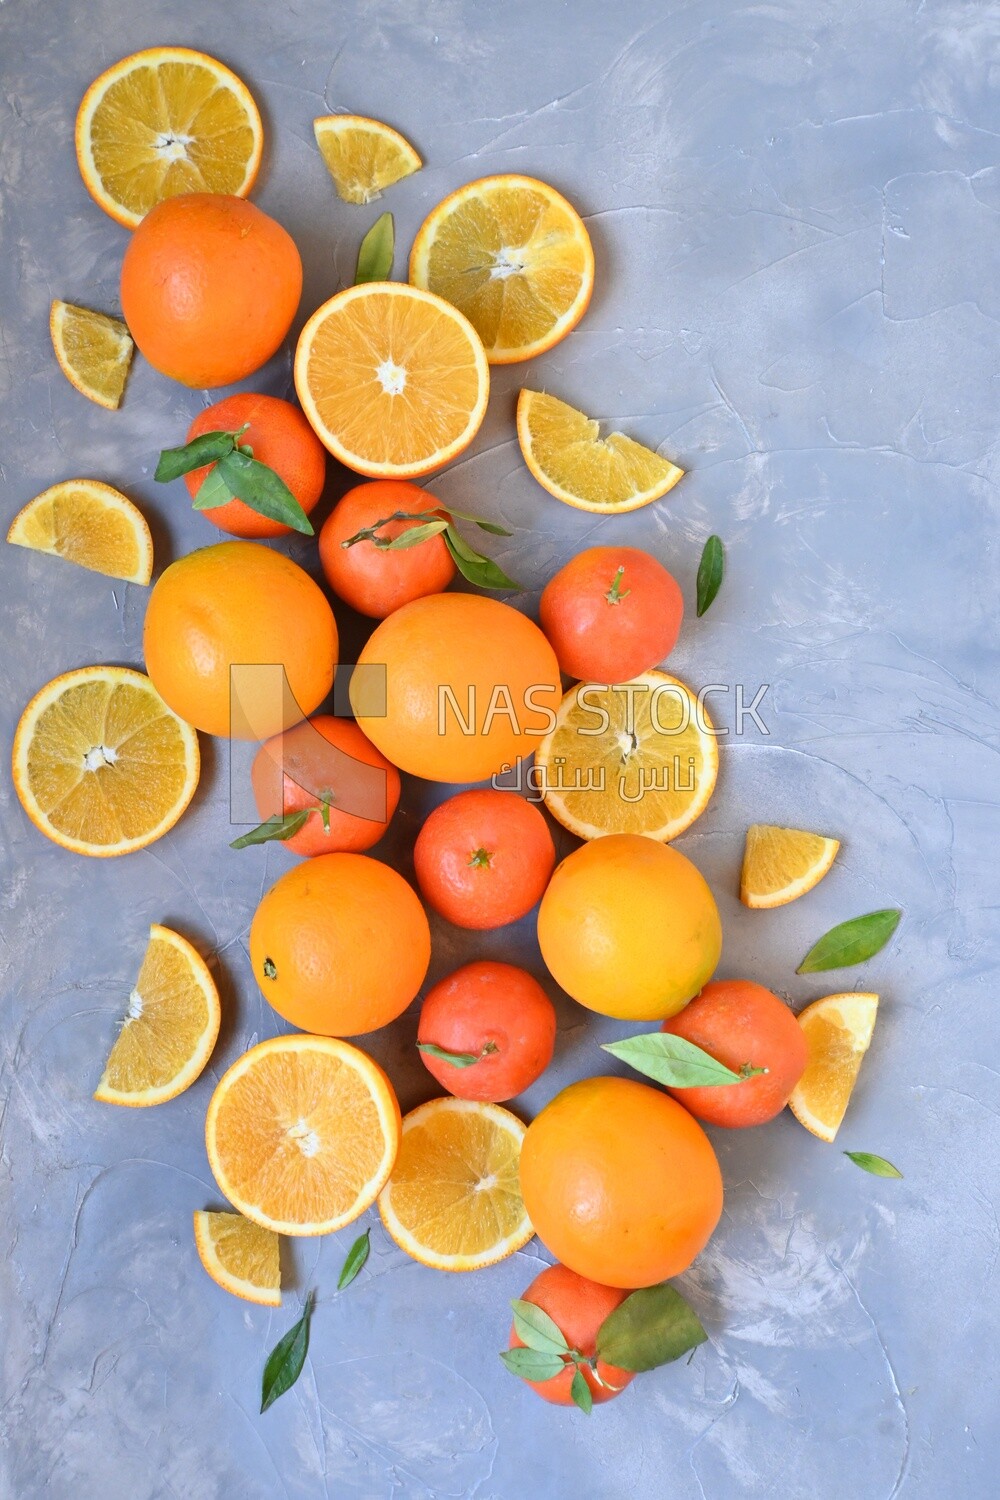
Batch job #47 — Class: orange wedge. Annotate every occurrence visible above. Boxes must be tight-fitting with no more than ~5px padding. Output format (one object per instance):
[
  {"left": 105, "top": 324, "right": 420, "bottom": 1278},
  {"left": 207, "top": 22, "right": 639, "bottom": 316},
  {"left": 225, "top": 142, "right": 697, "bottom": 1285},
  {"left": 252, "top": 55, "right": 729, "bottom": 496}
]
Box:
[
  {"left": 193, "top": 1210, "right": 281, "bottom": 1306},
  {"left": 76, "top": 46, "right": 263, "bottom": 229},
  {"left": 534, "top": 672, "right": 718, "bottom": 841},
  {"left": 94, "top": 924, "right": 220, "bottom": 1106},
  {"left": 313, "top": 114, "right": 420, "bottom": 203},
  {"left": 7, "top": 479, "right": 153, "bottom": 584},
  {"left": 50, "top": 301, "right": 134, "bottom": 410},
  {"left": 409, "top": 174, "right": 594, "bottom": 363},
  {"left": 517, "top": 389, "right": 684, "bottom": 513},
  {"left": 205, "top": 1035, "right": 401, "bottom": 1236},
  {"left": 788, "top": 993, "right": 879, "bottom": 1142},
  {"left": 12, "top": 666, "right": 200, "bottom": 858},
  {"left": 378, "top": 1097, "right": 532, "bottom": 1271},
  {"left": 294, "top": 282, "right": 489, "bottom": 478},
  {"left": 740, "top": 824, "right": 841, "bottom": 909}
]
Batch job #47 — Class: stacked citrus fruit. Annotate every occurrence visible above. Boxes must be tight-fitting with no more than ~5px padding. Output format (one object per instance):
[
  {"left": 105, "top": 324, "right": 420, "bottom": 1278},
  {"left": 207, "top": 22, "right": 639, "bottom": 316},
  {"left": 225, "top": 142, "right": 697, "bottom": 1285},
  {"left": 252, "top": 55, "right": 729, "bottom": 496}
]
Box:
[{"left": 4, "top": 46, "right": 902, "bottom": 1418}]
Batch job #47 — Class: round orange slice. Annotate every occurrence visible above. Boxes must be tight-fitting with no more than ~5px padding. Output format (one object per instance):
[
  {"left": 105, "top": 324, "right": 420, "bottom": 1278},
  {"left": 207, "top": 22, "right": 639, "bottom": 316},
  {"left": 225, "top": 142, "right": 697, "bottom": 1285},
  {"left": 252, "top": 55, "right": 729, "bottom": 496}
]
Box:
[
  {"left": 294, "top": 282, "right": 489, "bottom": 479},
  {"left": 409, "top": 174, "right": 594, "bottom": 363},
  {"left": 205, "top": 1035, "right": 401, "bottom": 1236},
  {"left": 76, "top": 46, "right": 263, "bottom": 229}
]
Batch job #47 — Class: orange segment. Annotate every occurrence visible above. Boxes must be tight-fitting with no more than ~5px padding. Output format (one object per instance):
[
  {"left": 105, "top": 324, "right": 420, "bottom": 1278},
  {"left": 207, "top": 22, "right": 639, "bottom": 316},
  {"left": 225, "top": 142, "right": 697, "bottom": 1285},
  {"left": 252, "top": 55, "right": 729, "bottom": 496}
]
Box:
[
  {"left": 193, "top": 1210, "right": 281, "bottom": 1306},
  {"left": 94, "top": 925, "right": 220, "bottom": 1106},
  {"left": 740, "top": 824, "right": 841, "bottom": 909},
  {"left": 534, "top": 672, "right": 718, "bottom": 841},
  {"left": 294, "top": 282, "right": 489, "bottom": 479},
  {"left": 788, "top": 993, "right": 879, "bottom": 1142},
  {"left": 205, "top": 1035, "right": 401, "bottom": 1236},
  {"left": 517, "top": 389, "right": 684, "bottom": 513},
  {"left": 7, "top": 479, "right": 153, "bottom": 584},
  {"left": 11, "top": 666, "right": 200, "bottom": 857},
  {"left": 378, "top": 1097, "right": 532, "bottom": 1271},
  {"left": 75, "top": 47, "right": 263, "bottom": 229},
  {"left": 409, "top": 174, "right": 594, "bottom": 363},
  {"left": 50, "top": 301, "right": 134, "bottom": 410},
  {"left": 313, "top": 115, "right": 421, "bottom": 203}
]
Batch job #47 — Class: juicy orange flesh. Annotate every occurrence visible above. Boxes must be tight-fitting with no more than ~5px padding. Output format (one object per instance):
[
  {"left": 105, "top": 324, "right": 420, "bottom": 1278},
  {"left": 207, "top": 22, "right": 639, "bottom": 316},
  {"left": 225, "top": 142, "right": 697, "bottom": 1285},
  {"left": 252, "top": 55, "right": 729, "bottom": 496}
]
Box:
[
  {"left": 797, "top": 1012, "right": 867, "bottom": 1131},
  {"left": 101, "top": 935, "right": 212, "bottom": 1092},
  {"left": 23, "top": 678, "right": 193, "bottom": 847},
  {"left": 196, "top": 1211, "right": 279, "bottom": 1291},
  {"left": 419, "top": 184, "right": 590, "bottom": 351},
  {"left": 210, "top": 1049, "right": 389, "bottom": 1224},
  {"left": 522, "top": 392, "right": 682, "bottom": 506},
  {"left": 52, "top": 304, "right": 133, "bottom": 407},
  {"left": 420, "top": 185, "right": 589, "bottom": 352},
  {"left": 742, "top": 825, "right": 837, "bottom": 898},
  {"left": 10, "top": 485, "right": 144, "bottom": 579},
  {"left": 304, "top": 291, "right": 484, "bottom": 466},
  {"left": 315, "top": 121, "right": 419, "bottom": 203},
  {"left": 541, "top": 676, "right": 716, "bottom": 838},
  {"left": 87, "top": 60, "right": 258, "bottom": 217},
  {"left": 386, "top": 1110, "right": 525, "bottom": 1257}
]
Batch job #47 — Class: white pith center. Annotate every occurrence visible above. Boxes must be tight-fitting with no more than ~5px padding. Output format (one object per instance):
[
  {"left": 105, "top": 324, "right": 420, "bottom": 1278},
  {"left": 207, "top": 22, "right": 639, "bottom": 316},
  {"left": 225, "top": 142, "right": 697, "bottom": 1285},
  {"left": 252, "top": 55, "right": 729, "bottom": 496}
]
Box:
[
  {"left": 154, "top": 132, "right": 194, "bottom": 162},
  {"left": 126, "top": 988, "right": 143, "bottom": 1022},
  {"left": 473, "top": 1173, "right": 497, "bottom": 1194},
  {"left": 376, "top": 359, "right": 407, "bottom": 396},
  {"left": 288, "top": 1119, "right": 321, "bottom": 1157},
  {"left": 83, "top": 744, "right": 117, "bottom": 771},
  {"left": 491, "top": 246, "right": 525, "bottom": 279}
]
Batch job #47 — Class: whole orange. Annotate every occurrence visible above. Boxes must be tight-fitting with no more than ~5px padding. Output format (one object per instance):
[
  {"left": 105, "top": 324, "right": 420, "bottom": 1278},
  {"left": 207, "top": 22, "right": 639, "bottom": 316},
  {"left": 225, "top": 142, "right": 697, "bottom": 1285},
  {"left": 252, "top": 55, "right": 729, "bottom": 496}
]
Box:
[
  {"left": 142, "top": 541, "right": 337, "bottom": 739},
  {"left": 536, "top": 833, "right": 721, "bottom": 1020},
  {"left": 519, "top": 1076, "right": 723, "bottom": 1288},
  {"left": 184, "top": 393, "right": 326, "bottom": 539},
  {"left": 319, "top": 480, "right": 456, "bottom": 619},
  {"left": 120, "top": 193, "right": 302, "bottom": 387},
  {"left": 250, "top": 715, "right": 401, "bottom": 856},
  {"left": 249, "top": 853, "right": 431, "bottom": 1035},
  {"left": 350, "top": 593, "right": 561, "bottom": 783},
  {"left": 507, "top": 1263, "right": 636, "bottom": 1406}
]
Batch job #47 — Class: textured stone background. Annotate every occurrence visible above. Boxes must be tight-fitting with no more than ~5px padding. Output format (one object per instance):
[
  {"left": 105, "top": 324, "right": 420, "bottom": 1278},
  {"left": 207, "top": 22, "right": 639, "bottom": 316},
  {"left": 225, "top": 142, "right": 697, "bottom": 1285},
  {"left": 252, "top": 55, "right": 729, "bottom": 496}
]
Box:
[{"left": 1, "top": 1, "right": 998, "bottom": 1496}]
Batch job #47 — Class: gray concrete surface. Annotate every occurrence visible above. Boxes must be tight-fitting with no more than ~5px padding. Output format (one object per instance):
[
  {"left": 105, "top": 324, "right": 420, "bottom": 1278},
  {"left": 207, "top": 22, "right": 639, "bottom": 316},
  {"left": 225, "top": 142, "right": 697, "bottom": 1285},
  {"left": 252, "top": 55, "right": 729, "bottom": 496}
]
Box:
[{"left": 1, "top": 1, "right": 998, "bottom": 1496}]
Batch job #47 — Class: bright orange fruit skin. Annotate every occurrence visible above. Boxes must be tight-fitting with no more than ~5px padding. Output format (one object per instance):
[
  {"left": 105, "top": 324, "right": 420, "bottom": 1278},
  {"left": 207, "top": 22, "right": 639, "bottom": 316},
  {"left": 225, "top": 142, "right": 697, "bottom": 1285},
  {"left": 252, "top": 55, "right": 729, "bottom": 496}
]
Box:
[
  {"left": 536, "top": 834, "right": 721, "bottom": 1021},
  {"left": 249, "top": 853, "right": 431, "bottom": 1036},
  {"left": 120, "top": 193, "right": 301, "bottom": 388},
  {"left": 508, "top": 1263, "right": 635, "bottom": 1405},
  {"left": 662, "top": 979, "right": 809, "bottom": 1127},
  {"left": 250, "top": 715, "right": 401, "bottom": 856},
  {"left": 142, "top": 541, "right": 337, "bottom": 739},
  {"left": 351, "top": 593, "right": 561, "bottom": 783},
  {"left": 184, "top": 393, "right": 326, "bottom": 539},
  {"left": 539, "top": 545, "right": 683, "bottom": 683},
  {"left": 413, "top": 788, "right": 555, "bottom": 929},
  {"left": 417, "top": 960, "right": 557, "bottom": 1102},
  {"left": 319, "top": 480, "right": 456, "bottom": 619},
  {"left": 519, "top": 1076, "right": 723, "bottom": 1288}
]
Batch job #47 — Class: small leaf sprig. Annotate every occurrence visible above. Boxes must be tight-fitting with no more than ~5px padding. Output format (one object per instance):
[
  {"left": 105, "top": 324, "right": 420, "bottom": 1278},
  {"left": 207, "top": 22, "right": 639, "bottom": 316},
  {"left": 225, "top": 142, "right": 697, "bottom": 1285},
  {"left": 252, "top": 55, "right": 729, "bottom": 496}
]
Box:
[
  {"left": 417, "top": 1039, "right": 500, "bottom": 1069},
  {"left": 156, "top": 423, "right": 314, "bottom": 536},
  {"left": 261, "top": 1291, "right": 314, "bottom": 1413},
  {"left": 797, "top": 909, "right": 902, "bottom": 973},
  {"left": 602, "top": 1031, "right": 766, "bottom": 1089},
  {"left": 230, "top": 792, "right": 337, "bottom": 851},
  {"left": 341, "top": 504, "right": 519, "bottom": 590},
  {"left": 844, "top": 1151, "right": 903, "bottom": 1179},
  {"left": 355, "top": 212, "right": 394, "bottom": 284},
  {"left": 696, "top": 534, "right": 724, "bottom": 616},
  {"left": 337, "top": 1229, "right": 371, "bottom": 1289},
  {"left": 500, "top": 1282, "right": 706, "bottom": 1414}
]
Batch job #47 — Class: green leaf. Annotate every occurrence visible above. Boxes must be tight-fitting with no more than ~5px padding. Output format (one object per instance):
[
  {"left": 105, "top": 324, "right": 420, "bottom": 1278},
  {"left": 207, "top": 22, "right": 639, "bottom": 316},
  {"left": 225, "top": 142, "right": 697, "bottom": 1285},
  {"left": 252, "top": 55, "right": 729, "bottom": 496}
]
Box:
[
  {"left": 417, "top": 1039, "right": 499, "bottom": 1069},
  {"left": 498, "top": 1346, "right": 567, "bottom": 1382},
  {"left": 204, "top": 450, "right": 314, "bottom": 536},
  {"left": 337, "top": 1229, "right": 371, "bottom": 1289},
  {"left": 154, "top": 427, "right": 242, "bottom": 483},
  {"left": 261, "top": 1291, "right": 315, "bottom": 1413},
  {"left": 796, "top": 909, "right": 902, "bottom": 973},
  {"left": 355, "top": 212, "right": 394, "bottom": 284},
  {"left": 230, "top": 811, "right": 310, "bottom": 850},
  {"left": 378, "top": 519, "right": 450, "bottom": 550},
  {"left": 444, "top": 527, "right": 520, "bottom": 590},
  {"left": 696, "top": 534, "right": 724, "bottom": 617},
  {"left": 570, "top": 1368, "right": 593, "bottom": 1414},
  {"left": 601, "top": 1032, "right": 765, "bottom": 1089},
  {"left": 844, "top": 1151, "right": 903, "bottom": 1179},
  {"left": 510, "top": 1298, "right": 571, "bottom": 1356},
  {"left": 191, "top": 462, "right": 237, "bottom": 513},
  {"left": 440, "top": 504, "right": 512, "bottom": 537},
  {"left": 596, "top": 1284, "right": 707, "bottom": 1372}
]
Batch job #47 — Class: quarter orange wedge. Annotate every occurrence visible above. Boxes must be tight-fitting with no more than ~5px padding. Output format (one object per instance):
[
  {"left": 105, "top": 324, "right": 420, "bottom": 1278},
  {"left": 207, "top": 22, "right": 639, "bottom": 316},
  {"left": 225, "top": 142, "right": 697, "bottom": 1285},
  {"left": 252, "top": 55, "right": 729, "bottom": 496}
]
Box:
[{"left": 7, "top": 479, "right": 153, "bottom": 584}]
